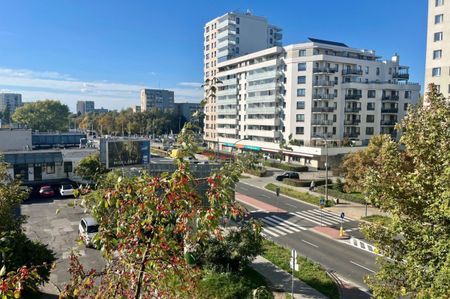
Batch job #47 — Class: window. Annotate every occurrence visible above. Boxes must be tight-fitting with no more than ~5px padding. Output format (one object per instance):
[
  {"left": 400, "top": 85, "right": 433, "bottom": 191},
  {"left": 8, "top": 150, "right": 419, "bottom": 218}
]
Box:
[
  {"left": 436, "top": 85, "right": 441, "bottom": 92},
  {"left": 433, "top": 49, "right": 442, "bottom": 59},
  {"left": 297, "top": 89, "right": 305, "bottom": 96},
  {"left": 365, "top": 66, "right": 369, "bottom": 74},
  {"left": 368, "top": 90, "right": 376, "bottom": 98},
  {"left": 436, "top": 0, "right": 444, "bottom": 6},
  {"left": 296, "top": 101, "right": 305, "bottom": 109},
  {"left": 376, "top": 67, "right": 380, "bottom": 76},
  {"left": 405, "top": 91, "right": 411, "bottom": 99},
  {"left": 432, "top": 67, "right": 442, "bottom": 77},
  {"left": 296, "top": 127, "right": 304, "bottom": 134},
  {"left": 297, "top": 76, "right": 306, "bottom": 84},
  {"left": 367, "top": 102, "right": 375, "bottom": 110},
  {"left": 236, "top": 17, "right": 240, "bottom": 24},
  {"left": 236, "top": 37, "right": 240, "bottom": 44},
  {"left": 366, "top": 115, "right": 375, "bottom": 123},
  {"left": 404, "top": 103, "right": 409, "bottom": 111},
  {"left": 366, "top": 127, "right": 374, "bottom": 135},
  {"left": 46, "top": 162, "right": 55, "bottom": 174},
  {"left": 270, "top": 38, "right": 273, "bottom": 44},
  {"left": 297, "top": 63, "right": 306, "bottom": 71},
  {"left": 435, "top": 14, "right": 444, "bottom": 24},
  {"left": 296, "top": 114, "right": 305, "bottom": 122},
  {"left": 434, "top": 32, "right": 443, "bottom": 42},
  {"left": 236, "top": 27, "right": 240, "bottom": 34},
  {"left": 299, "top": 49, "right": 306, "bottom": 57}
]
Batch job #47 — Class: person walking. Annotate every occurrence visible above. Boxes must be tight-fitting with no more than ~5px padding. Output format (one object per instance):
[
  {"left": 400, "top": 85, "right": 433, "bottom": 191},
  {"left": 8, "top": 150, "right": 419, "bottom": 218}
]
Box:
[{"left": 309, "top": 180, "right": 315, "bottom": 191}]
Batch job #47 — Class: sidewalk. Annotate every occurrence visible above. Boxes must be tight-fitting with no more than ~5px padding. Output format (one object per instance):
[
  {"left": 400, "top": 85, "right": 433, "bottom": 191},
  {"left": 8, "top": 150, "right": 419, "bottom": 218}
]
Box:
[{"left": 251, "top": 256, "right": 327, "bottom": 299}]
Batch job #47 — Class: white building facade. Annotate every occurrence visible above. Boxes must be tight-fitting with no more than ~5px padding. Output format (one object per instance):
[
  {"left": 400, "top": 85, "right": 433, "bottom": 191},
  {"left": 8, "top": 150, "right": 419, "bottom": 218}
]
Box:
[
  {"left": 0, "top": 93, "right": 22, "bottom": 115},
  {"left": 215, "top": 39, "right": 420, "bottom": 168},
  {"left": 203, "top": 11, "right": 282, "bottom": 148}
]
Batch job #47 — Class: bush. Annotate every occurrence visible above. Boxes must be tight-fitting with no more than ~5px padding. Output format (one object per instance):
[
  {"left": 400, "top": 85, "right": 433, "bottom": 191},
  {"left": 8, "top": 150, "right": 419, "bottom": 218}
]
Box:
[
  {"left": 244, "top": 167, "right": 267, "bottom": 177},
  {"left": 283, "top": 179, "right": 332, "bottom": 188},
  {"left": 315, "top": 184, "right": 366, "bottom": 204},
  {"left": 265, "top": 183, "right": 333, "bottom": 206},
  {"left": 263, "top": 161, "right": 308, "bottom": 172}
]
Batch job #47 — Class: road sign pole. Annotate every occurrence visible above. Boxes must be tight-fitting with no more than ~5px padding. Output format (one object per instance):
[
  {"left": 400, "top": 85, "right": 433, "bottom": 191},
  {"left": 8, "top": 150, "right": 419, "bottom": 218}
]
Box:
[{"left": 339, "top": 212, "right": 345, "bottom": 237}]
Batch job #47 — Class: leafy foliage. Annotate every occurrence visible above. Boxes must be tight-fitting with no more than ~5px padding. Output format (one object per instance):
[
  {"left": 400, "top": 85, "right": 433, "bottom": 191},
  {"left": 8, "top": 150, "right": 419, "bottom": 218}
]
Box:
[
  {"left": 74, "top": 153, "right": 108, "bottom": 183},
  {"left": 12, "top": 99, "right": 70, "bottom": 132},
  {"left": 361, "top": 85, "right": 450, "bottom": 298}
]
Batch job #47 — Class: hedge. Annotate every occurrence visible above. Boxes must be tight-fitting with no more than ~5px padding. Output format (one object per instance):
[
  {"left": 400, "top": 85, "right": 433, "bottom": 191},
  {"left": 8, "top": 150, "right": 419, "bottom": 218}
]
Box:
[
  {"left": 265, "top": 183, "right": 334, "bottom": 206},
  {"left": 283, "top": 179, "right": 332, "bottom": 188},
  {"left": 244, "top": 167, "right": 268, "bottom": 177},
  {"left": 315, "top": 184, "right": 366, "bottom": 204},
  {"left": 263, "top": 161, "right": 308, "bottom": 172}
]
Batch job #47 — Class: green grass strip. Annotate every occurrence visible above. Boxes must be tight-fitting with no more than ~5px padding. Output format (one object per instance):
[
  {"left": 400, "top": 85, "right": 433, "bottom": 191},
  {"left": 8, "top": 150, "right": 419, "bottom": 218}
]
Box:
[{"left": 265, "top": 183, "right": 333, "bottom": 207}]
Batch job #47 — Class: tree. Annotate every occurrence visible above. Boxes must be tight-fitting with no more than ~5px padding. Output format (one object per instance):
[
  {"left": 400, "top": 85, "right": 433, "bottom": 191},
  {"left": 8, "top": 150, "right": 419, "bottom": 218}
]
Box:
[
  {"left": 74, "top": 153, "right": 108, "bottom": 184},
  {"left": 340, "top": 134, "right": 390, "bottom": 193},
  {"left": 61, "top": 123, "right": 253, "bottom": 298},
  {"left": 12, "top": 100, "right": 70, "bottom": 132},
  {"left": 361, "top": 85, "right": 450, "bottom": 298}
]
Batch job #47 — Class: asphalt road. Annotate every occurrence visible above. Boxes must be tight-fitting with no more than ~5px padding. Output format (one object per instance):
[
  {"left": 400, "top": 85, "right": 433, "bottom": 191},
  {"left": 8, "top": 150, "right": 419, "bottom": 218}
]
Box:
[{"left": 236, "top": 182, "right": 376, "bottom": 294}]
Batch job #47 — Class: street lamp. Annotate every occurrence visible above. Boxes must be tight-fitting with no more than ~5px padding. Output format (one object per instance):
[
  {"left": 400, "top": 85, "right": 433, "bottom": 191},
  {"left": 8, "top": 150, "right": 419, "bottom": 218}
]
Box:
[
  {"left": 229, "top": 138, "right": 247, "bottom": 162},
  {"left": 319, "top": 135, "right": 329, "bottom": 205}
]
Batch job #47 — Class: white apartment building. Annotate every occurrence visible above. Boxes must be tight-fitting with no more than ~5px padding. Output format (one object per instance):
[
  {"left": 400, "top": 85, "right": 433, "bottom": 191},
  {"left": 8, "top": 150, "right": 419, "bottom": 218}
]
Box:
[
  {"left": 203, "top": 11, "right": 282, "bottom": 148},
  {"left": 425, "top": 0, "right": 450, "bottom": 97},
  {"left": 0, "top": 93, "right": 22, "bottom": 116},
  {"left": 215, "top": 39, "right": 420, "bottom": 168}
]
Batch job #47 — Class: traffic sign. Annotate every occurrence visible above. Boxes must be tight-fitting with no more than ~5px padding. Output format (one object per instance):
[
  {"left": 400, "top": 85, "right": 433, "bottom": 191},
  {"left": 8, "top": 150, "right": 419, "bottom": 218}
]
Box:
[
  {"left": 340, "top": 212, "right": 345, "bottom": 219},
  {"left": 319, "top": 198, "right": 325, "bottom": 205}
]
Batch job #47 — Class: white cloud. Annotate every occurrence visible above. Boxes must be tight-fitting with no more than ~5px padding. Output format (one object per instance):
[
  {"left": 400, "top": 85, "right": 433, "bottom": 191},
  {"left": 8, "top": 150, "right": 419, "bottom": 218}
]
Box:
[
  {"left": 178, "top": 82, "right": 203, "bottom": 88},
  {"left": 0, "top": 67, "right": 203, "bottom": 111}
]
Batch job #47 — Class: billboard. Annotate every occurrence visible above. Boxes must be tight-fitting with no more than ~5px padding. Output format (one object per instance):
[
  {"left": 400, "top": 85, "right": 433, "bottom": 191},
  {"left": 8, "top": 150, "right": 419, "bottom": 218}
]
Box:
[{"left": 101, "top": 139, "right": 150, "bottom": 169}]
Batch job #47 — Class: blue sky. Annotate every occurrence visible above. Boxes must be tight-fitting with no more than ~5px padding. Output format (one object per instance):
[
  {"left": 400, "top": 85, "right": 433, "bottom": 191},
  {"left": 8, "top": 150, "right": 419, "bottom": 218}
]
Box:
[{"left": 0, "top": 0, "right": 427, "bottom": 112}]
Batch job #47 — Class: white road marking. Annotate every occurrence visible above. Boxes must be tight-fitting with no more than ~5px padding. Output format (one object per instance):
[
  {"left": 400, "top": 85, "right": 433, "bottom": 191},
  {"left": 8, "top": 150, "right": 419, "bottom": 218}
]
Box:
[
  {"left": 269, "top": 215, "right": 307, "bottom": 231},
  {"left": 285, "top": 203, "right": 296, "bottom": 208},
  {"left": 261, "top": 218, "right": 298, "bottom": 234},
  {"left": 350, "top": 261, "right": 375, "bottom": 273},
  {"left": 261, "top": 194, "right": 270, "bottom": 198},
  {"left": 240, "top": 187, "right": 249, "bottom": 191},
  {"left": 262, "top": 227, "right": 283, "bottom": 237},
  {"left": 302, "top": 239, "right": 319, "bottom": 248}
]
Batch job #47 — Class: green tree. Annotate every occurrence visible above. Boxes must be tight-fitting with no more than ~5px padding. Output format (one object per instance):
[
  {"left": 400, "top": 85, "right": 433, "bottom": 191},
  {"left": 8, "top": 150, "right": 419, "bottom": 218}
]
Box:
[
  {"left": 12, "top": 100, "right": 70, "bottom": 132},
  {"left": 340, "top": 134, "right": 390, "bottom": 193},
  {"left": 74, "top": 153, "right": 108, "bottom": 184},
  {"left": 362, "top": 85, "right": 450, "bottom": 298}
]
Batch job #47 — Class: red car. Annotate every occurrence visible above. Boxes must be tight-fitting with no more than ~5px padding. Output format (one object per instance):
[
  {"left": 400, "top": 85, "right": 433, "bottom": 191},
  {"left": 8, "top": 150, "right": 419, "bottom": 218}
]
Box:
[{"left": 39, "top": 185, "right": 55, "bottom": 198}]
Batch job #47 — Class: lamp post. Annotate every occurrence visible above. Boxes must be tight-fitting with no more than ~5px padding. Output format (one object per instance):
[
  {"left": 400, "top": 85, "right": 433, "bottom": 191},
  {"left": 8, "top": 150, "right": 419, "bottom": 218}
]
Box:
[
  {"left": 320, "top": 135, "right": 329, "bottom": 204},
  {"left": 230, "top": 138, "right": 247, "bottom": 161}
]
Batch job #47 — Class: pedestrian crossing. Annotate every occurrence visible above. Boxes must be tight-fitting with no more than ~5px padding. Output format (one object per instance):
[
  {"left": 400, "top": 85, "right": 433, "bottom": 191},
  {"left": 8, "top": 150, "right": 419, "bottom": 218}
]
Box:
[
  {"left": 290, "top": 209, "right": 352, "bottom": 227},
  {"left": 260, "top": 215, "right": 307, "bottom": 237}
]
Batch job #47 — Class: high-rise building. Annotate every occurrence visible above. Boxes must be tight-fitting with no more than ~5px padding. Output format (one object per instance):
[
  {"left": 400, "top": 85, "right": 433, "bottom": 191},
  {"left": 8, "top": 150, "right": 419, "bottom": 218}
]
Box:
[
  {"left": 425, "top": 0, "right": 449, "bottom": 97},
  {"left": 131, "top": 105, "right": 141, "bottom": 113},
  {"left": 140, "top": 89, "right": 175, "bottom": 112},
  {"left": 175, "top": 102, "right": 201, "bottom": 121},
  {"left": 0, "top": 93, "right": 22, "bottom": 117},
  {"left": 214, "top": 39, "right": 420, "bottom": 168},
  {"left": 76, "top": 100, "right": 95, "bottom": 115},
  {"left": 203, "top": 11, "right": 282, "bottom": 149}
]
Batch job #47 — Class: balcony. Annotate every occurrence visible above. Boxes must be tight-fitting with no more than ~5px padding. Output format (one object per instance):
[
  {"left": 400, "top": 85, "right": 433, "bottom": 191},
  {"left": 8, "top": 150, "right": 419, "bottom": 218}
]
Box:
[
  {"left": 217, "top": 19, "right": 236, "bottom": 30},
  {"left": 344, "top": 119, "right": 361, "bottom": 125},
  {"left": 246, "top": 106, "right": 279, "bottom": 115},
  {"left": 217, "top": 108, "right": 237, "bottom": 115},
  {"left": 393, "top": 72, "right": 409, "bottom": 80},
  {"left": 344, "top": 107, "right": 362, "bottom": 113},
  {"left": 313, "top": 67, "right": 338, "bottom": 74},
  {"left": 217, "top": 118, "right": 238, "bottom": 125},
  {"left": 313, "top": 80, "right": 336, "bottom": 87},
  {"left": 311, "top": 120, "right": 333, "bottom": 126},
  {"left": 217, "top": 127, "right": 238, "bottom": 135},
  {"left": 342, "top": 69, "right": 363, "bottom": 76},
  {"left": 312, "top": 94, "right": 335, "bottom": 100},
  {"left": 217, "top": 88, "right": 237, "bottom": 96},
  {"left": 246, "top": 118, "right": 280, "bottom": 126},
  {"left": 381, "top": 108, "right": 398, "bottom": 113},
  {"left": 345, "top": 132, "right": 360, "bottom": 138},
  {"left": 247, "top": 94, "right": 280, "bottom": 104},
  {"left": 381, "top": 120, "right": 397, "bottom": 126},
  {"left": 345, "top": 94, "right": 362, "bottom": 100},
  {"left": 247, "top": 82, "right": 278, "bottom": 92},
  {"left": 247, "top": 70, "right": 278, "bottom": 81},
  {"left": 312, "top": 107, "right": 334, "bottom": 113},
  {"left": 382, "top": 95, "right": 399, "bottom": 101},
  {"left": 246, "top": 129, "right": 281, "bottom": 139}
]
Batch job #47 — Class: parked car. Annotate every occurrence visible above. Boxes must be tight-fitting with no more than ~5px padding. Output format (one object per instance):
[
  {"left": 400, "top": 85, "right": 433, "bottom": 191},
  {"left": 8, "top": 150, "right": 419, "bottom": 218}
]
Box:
[
  {"left": 59, "top": 184, "right": 74, "bottom": 197},
  {"left": 275, "top": 172, "right": 299, "bottom": 181},
  {"left": 39, "top": 185, "right": 55, "bottom": 198},
  {"left": 78, "top": 216, "right": 99, "bottom": 247}
]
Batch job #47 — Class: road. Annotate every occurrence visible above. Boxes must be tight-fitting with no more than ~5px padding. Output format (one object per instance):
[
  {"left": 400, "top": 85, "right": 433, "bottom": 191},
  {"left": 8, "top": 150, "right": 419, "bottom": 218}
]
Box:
[{"left": 236, "top": 182, "right": 376, "bottom": 295}]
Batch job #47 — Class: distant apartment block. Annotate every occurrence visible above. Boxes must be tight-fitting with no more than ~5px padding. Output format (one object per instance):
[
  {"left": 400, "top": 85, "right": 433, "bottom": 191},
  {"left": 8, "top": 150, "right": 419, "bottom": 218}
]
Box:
[
  {"left": 76, "top": 100, "right": 95, "bottom": 115},
  {"left": 203, "top": 11, "right": 282, "bottom": 148},
  {"left": 93, "top": 107, "right": 108, "bottom": 114},
  {"left": 0, "top": 93, "right": 22, "bottom": 116},
  {"left": 131, "top": 105, "right": 141, "bottom": 113},
  {"left": 175, "top": 102, "right": 201, "bottom": 121},
  {"left": 425, "top": 0, "right": 450, "bottom": 97},
  {"left": 140, "top": 89, "right": 175, "bottom": 112},
  {"left": 214, "top": 38, "right": 420, "bottom": 168}
]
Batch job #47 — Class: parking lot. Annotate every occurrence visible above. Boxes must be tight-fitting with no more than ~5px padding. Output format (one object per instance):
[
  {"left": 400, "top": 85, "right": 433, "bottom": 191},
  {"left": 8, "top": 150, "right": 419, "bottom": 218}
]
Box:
[{"left": 21, "top": 194, "right": 105, "bottom": 292}]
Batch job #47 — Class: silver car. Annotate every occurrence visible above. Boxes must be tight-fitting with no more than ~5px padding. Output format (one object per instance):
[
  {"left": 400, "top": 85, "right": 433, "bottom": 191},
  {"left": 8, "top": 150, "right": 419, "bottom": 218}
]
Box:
[{"left": 78, "top": 216, "right": 99, "bottom": 247}]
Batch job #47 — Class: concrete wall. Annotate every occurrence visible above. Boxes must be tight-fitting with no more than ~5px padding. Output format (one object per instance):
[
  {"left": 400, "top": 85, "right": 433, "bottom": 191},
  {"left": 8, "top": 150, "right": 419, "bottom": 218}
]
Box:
[{"left": 0, "top": 129, "right": 32, "bottom": 151}]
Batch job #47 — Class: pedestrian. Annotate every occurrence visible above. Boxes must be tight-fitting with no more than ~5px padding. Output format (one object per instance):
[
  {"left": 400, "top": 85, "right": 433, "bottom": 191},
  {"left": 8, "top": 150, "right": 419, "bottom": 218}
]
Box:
[{"left": 309, "top": 180, "right": 315, "bottom": 191}]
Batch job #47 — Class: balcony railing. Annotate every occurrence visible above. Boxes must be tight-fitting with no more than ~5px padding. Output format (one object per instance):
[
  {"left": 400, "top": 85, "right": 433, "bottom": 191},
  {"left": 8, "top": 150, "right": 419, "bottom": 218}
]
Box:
[
  {"left": 344, "top": 107, "right": 362, "bottom": 113},
  {"left": 311, "top": 120, "right": 333, "bottom": 126},
  {"left": 312, "top": 94, "right": 335, "bottom": 100},
  {"left": 381, "top": 120, "right": 397, "bottom": 126},
  {"left": 381, "top": 108, "right": 399, "bottom": 113},
  {"left": 345, "top": 132, "right": 360, "bottom": 138},
  {"left": 313, "top": 67, "right": 338, "bottom": 74},
  {"left": 382, "top": 95, "right": 399, "bottom": 101},
  {"left": 342, "top": 69, "right": 363, "bottom": 76},
  {"left": 313, "top": 80, "right": 336, "bottom": 87},
  {"left": 312, "top": 107, "right": 334, "bottom": 113},
  {"left": 344, "top": 119, "right": 361, "bottom": 125},
  {"left": 345, "top": 94, "right": 362, "bottom": 100},
  {"left": 393, "top": 72, "right": 409, "bottom": 80}
]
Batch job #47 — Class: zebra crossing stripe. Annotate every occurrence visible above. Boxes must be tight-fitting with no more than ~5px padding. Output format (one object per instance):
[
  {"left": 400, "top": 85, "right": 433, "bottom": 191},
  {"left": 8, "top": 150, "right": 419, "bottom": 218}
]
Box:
[
  {"left": 262, "top": 227, "right": 283, "bottom": 237},
  {"left": 264, "top": 216, "right": 303, "bottom": 233},
  {"left": 302, "top": 210, "right": 340, "bottom": 225},
  {"left": 269, "top": 215, "right": 307, "bottom": 231},
  {"left": 306, "top": 209, "right": 350, "bottom": 222},
  {"left": 292, "top": 211, "right": 335, "bottom": 226},
  {"left": 261, "top": 218, "right": 298, "bottom": 234}
]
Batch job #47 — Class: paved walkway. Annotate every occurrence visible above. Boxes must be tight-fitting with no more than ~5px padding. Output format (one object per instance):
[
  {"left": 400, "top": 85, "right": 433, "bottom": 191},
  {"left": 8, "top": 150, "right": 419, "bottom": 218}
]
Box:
[{"left": 251, "top": 256, "right": 327, "bottom": 299}]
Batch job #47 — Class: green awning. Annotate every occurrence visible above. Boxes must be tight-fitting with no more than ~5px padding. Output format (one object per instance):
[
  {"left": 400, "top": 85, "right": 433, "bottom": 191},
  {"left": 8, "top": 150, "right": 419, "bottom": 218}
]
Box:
[{"left": 3, "top": 152, "right": 63, "bottom": 165}]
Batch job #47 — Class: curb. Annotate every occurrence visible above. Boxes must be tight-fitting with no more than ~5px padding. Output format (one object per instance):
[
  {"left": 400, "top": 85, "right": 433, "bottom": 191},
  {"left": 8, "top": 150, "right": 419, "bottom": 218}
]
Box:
[{"left": 312, "top": 226, "right": 351, "bottom": 240}]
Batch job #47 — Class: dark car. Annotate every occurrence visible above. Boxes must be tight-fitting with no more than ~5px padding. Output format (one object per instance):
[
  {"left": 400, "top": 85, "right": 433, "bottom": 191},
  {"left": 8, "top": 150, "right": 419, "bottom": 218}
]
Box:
[
  {"left": 39, "top": 185, "right": 55, "bottom": 198},
  {"left": 275, "top": 172, "right": 299, "bottom": 181}
]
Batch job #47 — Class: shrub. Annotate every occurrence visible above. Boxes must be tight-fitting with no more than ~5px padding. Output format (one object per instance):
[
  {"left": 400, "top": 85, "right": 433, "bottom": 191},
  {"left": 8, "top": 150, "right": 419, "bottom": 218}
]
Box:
[
  {"left": 244, "top": 167, "right": 267, "bottom": 177},
  {"left": 282, "top": 179, "right": 332, "bottom": 188},
  {"left": 315, "top": 184, "right": 366, "bottom": 204},
  {"left": 263, "top": 161, "right": 308, "bottom": 172}
]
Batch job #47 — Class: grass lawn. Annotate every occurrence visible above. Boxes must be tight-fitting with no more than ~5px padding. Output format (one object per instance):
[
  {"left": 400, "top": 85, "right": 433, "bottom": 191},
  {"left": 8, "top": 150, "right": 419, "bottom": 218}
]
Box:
[
  {"left": 361, "top": 214, "right": 392, "bottom": 226},
  {"left": 197, "top": 267, "right": 272, "bottom": 299},
  {"left": 265, "top": 183, "right": 334, "bottom": 207},
  {"left": 262, "top": 240, "right": 339, "bottom": 299}
]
